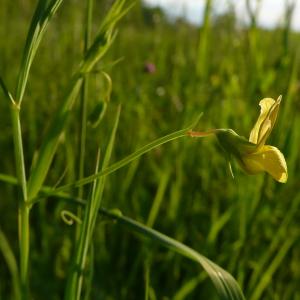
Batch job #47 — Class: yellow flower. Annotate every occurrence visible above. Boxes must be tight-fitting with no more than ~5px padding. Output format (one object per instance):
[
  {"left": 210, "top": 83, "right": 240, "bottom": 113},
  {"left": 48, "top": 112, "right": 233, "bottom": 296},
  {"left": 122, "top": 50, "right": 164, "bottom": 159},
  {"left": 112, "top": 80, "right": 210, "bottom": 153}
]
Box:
[{"left": 188, "top": 96, "right": 288, "bottom": 183}]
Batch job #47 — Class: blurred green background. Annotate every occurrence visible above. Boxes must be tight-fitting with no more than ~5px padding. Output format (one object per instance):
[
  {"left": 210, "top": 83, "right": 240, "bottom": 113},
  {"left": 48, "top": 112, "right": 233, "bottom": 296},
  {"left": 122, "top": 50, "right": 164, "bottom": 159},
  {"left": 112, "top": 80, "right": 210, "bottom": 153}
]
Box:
[{"left": 0, "top": 0, "right": 299, "bottom": 299}]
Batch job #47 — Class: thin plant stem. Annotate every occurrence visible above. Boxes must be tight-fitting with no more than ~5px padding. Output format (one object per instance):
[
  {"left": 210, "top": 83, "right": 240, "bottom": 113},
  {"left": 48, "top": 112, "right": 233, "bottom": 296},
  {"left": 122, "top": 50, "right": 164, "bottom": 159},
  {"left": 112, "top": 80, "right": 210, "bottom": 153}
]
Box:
[
  {"left": 8, "top": 3, "right": 64, "bottom": 298},
  {"left": 65, "top": 107, "right": 121, "bottom": 300},
  {"left": 44, "top": 114, "right": 202, "bottom": 196},
  {"left": 76, "top": 0, "right": 94, "bottom": 241},
  {"left": 11, "top": 102, "right": 29, "bottom": 299},
  {"left": 78, "top": 0, "right": 94, "bottom": 199}
]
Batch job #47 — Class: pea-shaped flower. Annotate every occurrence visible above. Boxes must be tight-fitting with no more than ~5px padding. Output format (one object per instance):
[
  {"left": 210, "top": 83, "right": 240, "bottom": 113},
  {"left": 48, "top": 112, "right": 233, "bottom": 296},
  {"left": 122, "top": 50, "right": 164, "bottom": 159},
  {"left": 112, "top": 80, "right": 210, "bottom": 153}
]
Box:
[{"left": 188, "top": 96, "right": 288, "bottom": 183}]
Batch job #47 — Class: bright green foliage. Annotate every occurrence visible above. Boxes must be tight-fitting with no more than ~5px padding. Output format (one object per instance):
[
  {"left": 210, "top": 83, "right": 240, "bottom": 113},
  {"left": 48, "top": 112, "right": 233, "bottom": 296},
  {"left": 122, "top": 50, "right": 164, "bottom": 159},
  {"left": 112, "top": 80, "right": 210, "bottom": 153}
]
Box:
[{"left": 0, "top": 1, "right": 299, "bottom": 300}]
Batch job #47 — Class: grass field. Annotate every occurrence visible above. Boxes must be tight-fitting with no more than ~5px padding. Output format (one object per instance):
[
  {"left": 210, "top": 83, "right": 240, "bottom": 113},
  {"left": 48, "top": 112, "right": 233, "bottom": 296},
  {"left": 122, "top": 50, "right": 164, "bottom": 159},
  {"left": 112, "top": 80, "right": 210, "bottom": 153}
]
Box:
[{"left": 0, "top": 1, "right": 299, "bottom": 299}]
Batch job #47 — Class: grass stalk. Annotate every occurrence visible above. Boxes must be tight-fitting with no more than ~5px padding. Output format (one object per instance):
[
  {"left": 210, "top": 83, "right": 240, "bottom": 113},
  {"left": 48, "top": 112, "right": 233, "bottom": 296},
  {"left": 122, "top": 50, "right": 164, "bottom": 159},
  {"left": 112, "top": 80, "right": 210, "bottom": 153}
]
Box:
[
  {"left": 10, "top": 103, "right": 29, "bottom": 299},
  {"left": 78, "top": 0, "right": 94, "bottom": 199},
  {"left": 75, "top": 0, "right": 94, "bottom": 241},
  {"left": 4, "top": 2, "right": 65, "bottom": 298},
  {"left": 27, "top": 0, "right": 131, "bottom": 202},
  {"left": 65, "top": 107, "right": 121, "bottom": 299}
]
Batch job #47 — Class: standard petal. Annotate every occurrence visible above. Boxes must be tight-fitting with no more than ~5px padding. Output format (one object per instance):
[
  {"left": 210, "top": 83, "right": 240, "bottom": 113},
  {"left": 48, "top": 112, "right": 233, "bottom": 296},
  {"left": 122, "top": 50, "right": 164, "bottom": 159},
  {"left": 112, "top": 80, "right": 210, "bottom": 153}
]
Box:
[
  {"left": 240, "top": 145, "right": 288, "bottom": 183},
  {"left": 249, "top": 97, "right": 281, "bottom": 146}
]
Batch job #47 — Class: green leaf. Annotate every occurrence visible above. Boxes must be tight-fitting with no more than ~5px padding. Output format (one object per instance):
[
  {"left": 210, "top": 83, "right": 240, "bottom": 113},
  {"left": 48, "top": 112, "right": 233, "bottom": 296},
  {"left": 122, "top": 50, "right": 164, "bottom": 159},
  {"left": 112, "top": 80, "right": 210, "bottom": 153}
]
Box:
[
  {"left": 27, "top": 0, "right": 132, "bottom": 201},
  {"left": 64, "top": 106, "right": 122, "bottom": 300},
  {"left": 16, "top": 0, "right": 64, "bottom": 105},
  {"left": 101, "top": 209, "right": 246, "bottom": 300},
  {"left": 43, "top": 113, "right": 202, "bottom": 196}
]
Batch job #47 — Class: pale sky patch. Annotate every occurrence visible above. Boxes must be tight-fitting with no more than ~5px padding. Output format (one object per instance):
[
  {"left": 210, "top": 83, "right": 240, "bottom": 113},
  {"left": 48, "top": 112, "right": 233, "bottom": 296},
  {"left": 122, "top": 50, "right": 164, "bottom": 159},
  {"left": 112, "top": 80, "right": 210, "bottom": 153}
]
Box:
[{"left": 143, "top": 0, "right": 300, "bottom": 30}]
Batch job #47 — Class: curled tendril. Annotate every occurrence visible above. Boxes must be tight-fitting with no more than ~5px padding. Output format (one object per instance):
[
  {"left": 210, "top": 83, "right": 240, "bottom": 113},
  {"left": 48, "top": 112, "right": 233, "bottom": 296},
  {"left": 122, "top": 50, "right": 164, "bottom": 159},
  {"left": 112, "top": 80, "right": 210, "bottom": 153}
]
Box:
[
  {"left": 61, "top": 210, "right": 82, "bottom": 226},
  {"left": 101, "top": 71, "right": 112, "bottom": 103},
  {"left": 87, "top": 72, "right": 112, "bottom": 128}
]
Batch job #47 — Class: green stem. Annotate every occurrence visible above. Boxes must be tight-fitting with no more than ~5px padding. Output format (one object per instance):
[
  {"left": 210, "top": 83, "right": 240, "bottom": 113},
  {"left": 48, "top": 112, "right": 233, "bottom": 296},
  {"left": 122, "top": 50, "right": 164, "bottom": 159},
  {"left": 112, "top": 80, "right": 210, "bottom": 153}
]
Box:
[
  {"left": 78, "top": 0, "right": 93, "bottom": 199},
  {"left": 18, "top": 204, "right": 30, "bottom": 299},
  {"left": 47, "top": 114, "right": 202, "bottom": 195},
  {"left": 76, "top": 0, "right": 94, "bottom": 243},
  {"left": 70, "top": 0, "right": 94, "bottom": 296},
  {"left": 11, "top": 103, "right": 29, "bottom": 299},
  {"left": 77, "top": 107, "right": 120, "bottom": 299}
]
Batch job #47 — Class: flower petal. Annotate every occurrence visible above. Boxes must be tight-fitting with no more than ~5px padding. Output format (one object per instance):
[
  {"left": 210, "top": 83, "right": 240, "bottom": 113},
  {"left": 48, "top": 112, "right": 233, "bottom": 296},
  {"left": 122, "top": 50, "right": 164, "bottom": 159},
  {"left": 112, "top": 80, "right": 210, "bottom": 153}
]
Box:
[
  {"left": 249, "top": 97, "right": 281, "bottom": 146},
  {"left": 240, "top": 145, "right": 288, "bottom": 183}
]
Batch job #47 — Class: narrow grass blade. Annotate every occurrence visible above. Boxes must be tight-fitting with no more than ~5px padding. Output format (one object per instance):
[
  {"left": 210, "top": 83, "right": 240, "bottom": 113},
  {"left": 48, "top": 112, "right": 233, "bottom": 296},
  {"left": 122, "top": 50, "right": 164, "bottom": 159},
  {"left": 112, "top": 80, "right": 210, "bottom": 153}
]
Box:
[
  {"left": 101, "top": 209, "right": 245, "bottom": 300},
  {"left": 11, "top": 105, "right": 28, "bottom": 202},
  {"left": 0, "top": 173, "right": 18, "bottom": 185},
  {"left": 146, "top": 169, "right": 170, "bottom": 227},
  {"left": 45, "top": 113, "right": 202, "bottom": 196},
  {"left": 0, "top": 75, "right": 15, "bottom": 104},
  {"left": 77, "top": 0, "right": 94, "bottom": 201},
  {"left": 65, "top": 107, "right": 121, "bottom": 300},
  {"left": 0, "top": 228, "right": 20, "bottom": 300},
  {"left": 173, "top": 274, "right": 205, "bottom": 300},
  {"left": 10, "top": 103, "right": 30, "bottom": 298},
  {"left": 26, "top": 0, "right": 132, "bottom": 201},
  {"left": 0, "top": 113, "right": 202, "bottom": 201},
  {"left": 248, "top": 193, "right": 300, "bottom": 291},
  {"left": 249, "top": 237, "right": 295, "bottom": 300},
  {"left": 0, "top": 172, "right": 243, "bottom": 299},
  {"left": 16, "top": 0, "right": 64, "bottom": 105},
  {"left": 79, "top": 0, "right": 134, "bottom": 74},
  {"left": 27, "top": 78, "right": 82, "bottom": 200},
  {"left": 208, "top": 209, "right": 232, "bottom": 244}
]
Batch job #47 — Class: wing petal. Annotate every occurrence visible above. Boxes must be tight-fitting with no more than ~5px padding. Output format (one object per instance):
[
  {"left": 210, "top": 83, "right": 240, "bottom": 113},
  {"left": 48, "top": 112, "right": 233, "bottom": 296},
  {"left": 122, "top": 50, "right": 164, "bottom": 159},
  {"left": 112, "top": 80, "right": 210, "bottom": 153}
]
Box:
[{"left": 240, "top": 145, "right": 288, "bottom": 183}]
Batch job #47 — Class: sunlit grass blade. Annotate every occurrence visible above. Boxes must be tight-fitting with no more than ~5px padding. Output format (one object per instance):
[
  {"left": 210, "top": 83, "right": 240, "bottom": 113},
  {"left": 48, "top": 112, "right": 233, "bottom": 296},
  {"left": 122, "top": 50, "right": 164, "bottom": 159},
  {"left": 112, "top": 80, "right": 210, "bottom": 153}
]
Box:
[
  {"left": 43, "top": 113, "right": 202, "bottom": 196},
  {"left": 5, "top": 3, "right": 64, "bottom": 298},
  {"left": 10, "top": 103, "right": 30, "bottom": 299},
  {"left": 65, "top": 106, "right": 121, "bottom": 300},
  {"left": 27, "top": 0, "right": 132, "bottom": 201},
  {"left": 26, "top": 78, "right": 82, "bottom": 200},
  {"left": 101, "top": 208, "right": 246, "bottom": 300},
  {"left": 79, "top": 0, "right": 134, "bottom": 74},
  {"left": 0, "top": 75, "right": 15, "bottom": 104},
  {"left": 16, "top": 0, "right": 64, "bottom": 105}
]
